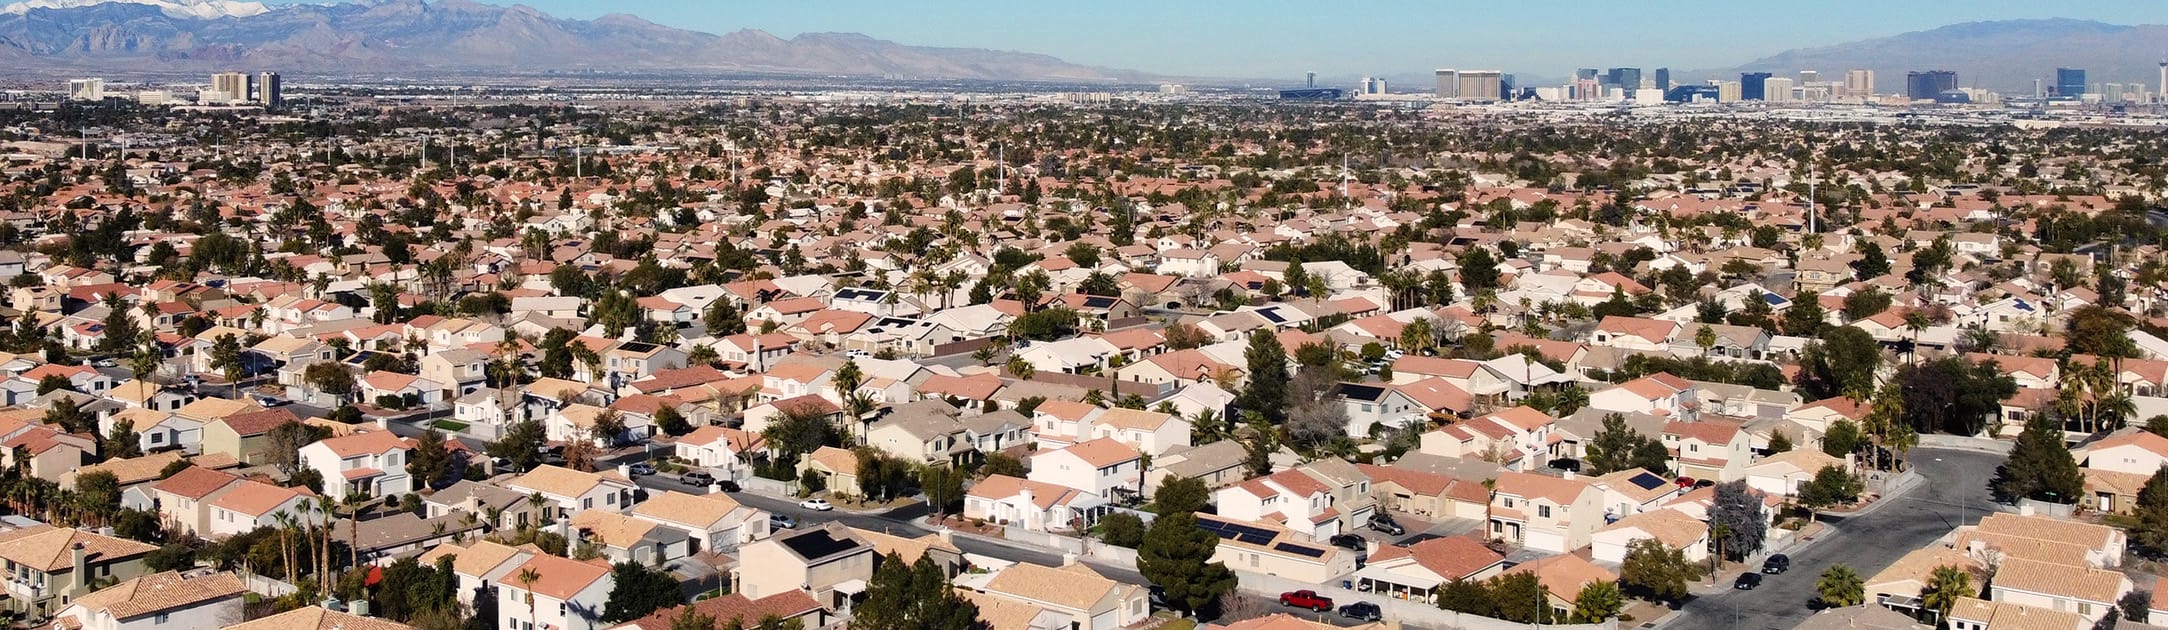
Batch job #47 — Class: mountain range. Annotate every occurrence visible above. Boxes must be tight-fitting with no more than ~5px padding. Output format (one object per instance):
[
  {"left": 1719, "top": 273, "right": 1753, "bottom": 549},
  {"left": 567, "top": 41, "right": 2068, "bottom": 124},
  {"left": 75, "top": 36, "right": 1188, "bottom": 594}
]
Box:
[
  {"left": 0, "top": 0, "right": 1150, "bottom": 82},
  {"left": 1712, "top": 19, "right": 2168, "bottom": 94}
]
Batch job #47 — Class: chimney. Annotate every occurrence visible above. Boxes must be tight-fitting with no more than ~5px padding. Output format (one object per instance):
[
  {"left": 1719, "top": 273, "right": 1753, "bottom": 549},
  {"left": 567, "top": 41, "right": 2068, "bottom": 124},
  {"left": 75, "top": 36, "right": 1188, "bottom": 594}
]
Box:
[
  {"left": 70, "top": 541, "right": 87, "bottom": 582},
  {"left": 936, "top": 528, "right": 954, "bottom": 544},
  {"left": 351, "top": 600, "right": 371, "bottom": 617},
  {"left": 1061, "top": 552, "right": 1079, "bottom": 567}
]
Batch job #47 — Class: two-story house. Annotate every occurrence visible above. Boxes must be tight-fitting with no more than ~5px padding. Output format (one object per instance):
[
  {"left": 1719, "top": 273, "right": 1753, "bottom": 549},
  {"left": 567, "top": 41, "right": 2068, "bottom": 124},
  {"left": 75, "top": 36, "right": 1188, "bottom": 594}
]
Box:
[
  {"left": 1028, "top": 438, "right": 1143, "bottom": 500},
  {"left": 1213, "top": 468, "right": 1343, "bottom": 542},
  {"left": 1487, "top": 471, "right": 1605, "bottom": 553},
  {"left": 736, "top": 523, "right": 877, "bottom": 613},
  {"left": 0, "top": 525, "right": 158, "bottom": 618},
  {"left": 297, "top": 431, "right": 415, "bottom": 501},
  {"left": 628, "top": 491, "right": 771, "bottom": 554},
  {"left": 493, "top": 553, "right": 614, "bottom": 630},
  {"left": 53, "top": 570, "right": 246, "bottom": 630},
  {"left": 504, "top": 465, "right": 637, "bottom": 521}
]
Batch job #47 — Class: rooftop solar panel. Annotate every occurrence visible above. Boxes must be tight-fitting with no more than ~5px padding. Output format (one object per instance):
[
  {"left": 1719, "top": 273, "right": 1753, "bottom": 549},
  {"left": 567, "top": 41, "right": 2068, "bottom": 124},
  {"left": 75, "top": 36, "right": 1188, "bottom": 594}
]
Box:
[
  {"left": 1628, "top": 471, "right": 1667, "bottom": 491},
  {"left": 1274, "top": 542, "right": 1327, "bottom": 558}
]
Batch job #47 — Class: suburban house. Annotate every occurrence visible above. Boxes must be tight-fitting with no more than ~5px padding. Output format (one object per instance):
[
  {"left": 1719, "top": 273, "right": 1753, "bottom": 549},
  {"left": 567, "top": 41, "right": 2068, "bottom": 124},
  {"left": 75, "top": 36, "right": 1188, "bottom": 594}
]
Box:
[
  {"left": 1488, "top": 471, "right": 1605, "bottom": 553},
  {"left": 492, "top": 553, "right": 615, "bottom": 630},
  {"left": 736, "top": 523, "right": 877, "bottom": 613},
  {"left": 1213, "top": 469, "right": 1344, "bottom": 542},
  {"left": 0, "top": 525, "right": 158, "bottom": 618},
  {"left": 971, "top": 561, "right": 1151, "bottom": 630},
  {"left": 628, "top": 491, "right": 772, "bottom": 554},
  {"left": 52, "top": 571, "right": 246, "bottom": 630},
  {"left": 964, "top": 474, "right": 1111, "bottom": 533},
  {"left": 1027, "top": 438, "right": 1144, "bottom": 500},
  {"left": 296, "top": 430, "right": 415, "bottom": 501},
  {"left": 505, "top": 465, "right": 639, "bottom": 520}
]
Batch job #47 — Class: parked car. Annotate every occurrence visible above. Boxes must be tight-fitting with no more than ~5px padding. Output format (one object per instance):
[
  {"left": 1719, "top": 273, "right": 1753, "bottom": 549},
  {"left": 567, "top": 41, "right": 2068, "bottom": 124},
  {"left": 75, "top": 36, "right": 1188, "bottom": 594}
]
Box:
[
  {"left": 1762, "top": 554, "right": 1790, "bottom": 574},
  {"left": 1278, "top": 590, "right": 1333, "bottom": 612},
  {"left": 92, "top": 358, "right": 117, "bottom": 368},
  {"left": 768, "top": 514, "right": 797, "bottom": 529},
  {"left": 1734, "top": 573, "right": 1762, "bottom": 590},
  {"left": 681, "top": 471, "right": 716, "bottom": 486},
  {"left": 1337, "top": 601, "right": 1382, "bottom": 622},
  {"left": 626, "top": 463, "right": 656, "bottom": 476},
  {"left": 1367, "top": 514, "right": 1405, "bottom": 536},
  {"left": 800, "top": 498, "right": 834, "bottom": 511},
  {"left": 714, "top": 480, "right": 741, "bottom": 493},
  {"left": 1328, "top": 534, "right": 1366, "bottom": 550},
  {"left": 1548, "top": 458, "right": 1582, "bottom": 472}
]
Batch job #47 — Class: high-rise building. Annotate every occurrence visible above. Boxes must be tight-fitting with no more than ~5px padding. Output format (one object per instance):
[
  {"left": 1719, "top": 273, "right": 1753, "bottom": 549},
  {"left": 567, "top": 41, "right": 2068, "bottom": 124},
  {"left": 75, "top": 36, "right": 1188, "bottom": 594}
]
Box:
[
  {"left": 2159, "top": 58, "right": 2167, "bottom": 101},
  {"left": 1575, "top": 68, "right": 1599, "bottom": 82},
  {"left": 1457, "top": 71, "right": 1503, "bottom": 102},
  {"left": 1717, "top": 81, "right": 1743, "bottom": 103},
  {"left": 1306, "top": 72, "right": 1316, "bottom": 89},
  {"left": 1434, "top": 69, "right": 1459, "bottom": 98},
  {"left": 1740, "top": 72, "right": 1773, "bottom": 101},
  {"left": 1906, "top": 71, "right": 1958, "bottom": 100},
  {"left": 1799, "top": 70, "right": 1819, "bottom": 85},
  {"left": 1654, "top": 68, "right": 1672, "bottom": 92},
  {"left": 1607, "top": 68, "right": 1642, "bottom": 91},
  {"left": 256, "top": 72, "right": 282, "bottom": 107},
  {"left": 1843, "top": 70, "right": 1875, "bottom": 98},
  {"left": 2056, "top": 67, "right": 2086, "bottom": 97},
  {"left": 67, "top": 78, "right": 104, "bottom": 101},
  {"left": 1763, "top": 77, "right": 1796, "bottom": 103},
  {"left": 211, "top": 72, "right": 251, "bottom": 103}
]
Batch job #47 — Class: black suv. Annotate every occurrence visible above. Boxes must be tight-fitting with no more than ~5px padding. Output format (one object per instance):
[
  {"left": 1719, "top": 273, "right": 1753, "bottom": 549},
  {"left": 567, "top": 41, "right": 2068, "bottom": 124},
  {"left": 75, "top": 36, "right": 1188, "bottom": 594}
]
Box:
[
  {"left": 1762, "top": 554, "right": 1790, "bottom": 574},
  {"left": 1328, "top": 534, "right": 1365, "bottom": 550},
  {"left": 1337, "top": 601, "right": 1382, "bottom": 622},
  {"left": 1366, "top": 514, "right": 1405, "bottom": 536},
  {"left": 1734, "top": 573, "right": 1762, "bottom": 590}
]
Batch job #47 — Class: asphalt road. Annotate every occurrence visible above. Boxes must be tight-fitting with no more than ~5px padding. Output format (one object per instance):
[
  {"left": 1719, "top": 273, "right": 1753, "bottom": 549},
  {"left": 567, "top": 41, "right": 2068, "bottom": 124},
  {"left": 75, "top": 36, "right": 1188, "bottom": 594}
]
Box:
[{"left": 1665, "top": 447, "right": 2005, "bottom": 630}]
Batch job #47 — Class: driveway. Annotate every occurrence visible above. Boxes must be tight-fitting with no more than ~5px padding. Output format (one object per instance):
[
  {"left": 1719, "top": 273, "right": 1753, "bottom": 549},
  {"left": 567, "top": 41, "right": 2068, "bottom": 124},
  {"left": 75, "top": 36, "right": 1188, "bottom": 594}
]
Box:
[{"left": 1662, "top": 448, "right": 2005, "bottom": 630}]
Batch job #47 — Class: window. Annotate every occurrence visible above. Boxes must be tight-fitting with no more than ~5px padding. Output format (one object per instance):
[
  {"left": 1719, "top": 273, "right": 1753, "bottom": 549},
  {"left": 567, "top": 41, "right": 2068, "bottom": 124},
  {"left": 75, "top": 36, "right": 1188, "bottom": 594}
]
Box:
[
  {"left": 154, "top": 613, "right": 169, "bottom": 624},
  {"left": 1538, "top": 505, "right": 1552, "bottom": 518}
]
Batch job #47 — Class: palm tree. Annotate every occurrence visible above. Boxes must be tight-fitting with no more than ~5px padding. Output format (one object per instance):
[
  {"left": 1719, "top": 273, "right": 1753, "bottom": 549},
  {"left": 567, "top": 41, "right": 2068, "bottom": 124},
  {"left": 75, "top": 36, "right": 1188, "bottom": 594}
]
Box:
[
  {"left": 272, "top": 510, "right": 297, "bottom": 581},
  {"left": 313, "top": 494, "right": 337, "bottom": 591},
  {"left": 1902, "top": 311, "right": 1930, "bottom": 365},
  {"left": 517, "top": 567, "right": 542, "bottom": 630},
  {"left": 526, "top": 492, "right": 549, "bottom": 528},
  {"left": 1920, "top": 564, "right": 1974, "bottom": 623},
  {"left": 344, "top": 493, "right": 368, "bottom": 567},
  {"left": 1815, "top": 564, "right": 1865, "bottom": 607},
  {"left": 571, "top": 343, "right": 603, "bottom": 385}
]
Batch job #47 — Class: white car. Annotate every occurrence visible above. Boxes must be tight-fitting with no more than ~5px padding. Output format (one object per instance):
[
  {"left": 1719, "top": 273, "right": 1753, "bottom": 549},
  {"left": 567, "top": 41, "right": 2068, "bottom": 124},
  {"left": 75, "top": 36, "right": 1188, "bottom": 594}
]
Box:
[{"left": 799, "top": 498, "right": 834, "bottom": 511}]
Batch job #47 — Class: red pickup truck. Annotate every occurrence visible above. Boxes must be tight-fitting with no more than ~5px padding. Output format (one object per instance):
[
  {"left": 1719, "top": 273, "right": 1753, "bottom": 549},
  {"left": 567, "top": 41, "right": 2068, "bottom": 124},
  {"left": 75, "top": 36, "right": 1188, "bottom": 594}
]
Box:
[{"left": 1279, "top": 590, "right": 1333, "bottom": 611}]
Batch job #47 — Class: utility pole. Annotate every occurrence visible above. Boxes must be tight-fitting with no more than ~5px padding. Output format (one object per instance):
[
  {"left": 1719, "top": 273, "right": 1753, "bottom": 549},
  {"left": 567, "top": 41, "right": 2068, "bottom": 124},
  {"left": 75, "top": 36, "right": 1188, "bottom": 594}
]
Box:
[{"left": 1807, "top": 164, "right": 1818, "bottom": 234}]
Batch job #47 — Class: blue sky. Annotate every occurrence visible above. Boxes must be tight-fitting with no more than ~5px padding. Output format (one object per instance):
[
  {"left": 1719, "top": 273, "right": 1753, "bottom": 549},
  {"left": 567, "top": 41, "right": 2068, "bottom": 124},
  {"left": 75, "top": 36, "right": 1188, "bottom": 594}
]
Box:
[{"left": 274, "top": 0, "right": 2168, "bottom": 79}]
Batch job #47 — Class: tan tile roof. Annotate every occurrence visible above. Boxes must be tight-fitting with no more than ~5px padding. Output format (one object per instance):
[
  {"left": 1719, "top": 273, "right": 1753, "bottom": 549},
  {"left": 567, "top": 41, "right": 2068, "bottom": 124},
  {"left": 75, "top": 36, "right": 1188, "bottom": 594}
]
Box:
[
  {"left": 222, "top": 605, "right": 413, "bottom": 630},
  {"left": 72, "top": 451, "right": 187, "bottom": 486},
  {"left": 1047, "top": 437, "right": 1139, "bottom": 468},
  {"left": 631, "top": 491, "right": 748, "bottom": 528},
  {"left": 0, "top": 525, "right": 157, "bottom": 571},
  {"left": 1947, "top": 597, "right": 2083, "bottom": 630},
  {"left": 984, "top": 561, "right": 1125, "bottom": 612},
  {"left": 569, "top": 510, "right": 659, "bottom": 549},
  {"left": 314, "top": 430, "right": 412, "bottom": 457},
  {"left": 150, "top": 466, "right": 241, "bottom": 500},
  {"left": 1992, "top": 557, "right": 2126, "bottom": 604},
  {"left": 68, "top": 570, "right": 244, "bottom": 620},
  {"left": 508, "top": 464, "right": 617, "bottom": 498},
  {"left": 1597, "top": 509, "right": 1707, "bottom": 548},
  {"left": 210, "top": 480, "right": 314, "bottom": 518},
  {"left": 417, "top": 540, "right": 528, "bottom": 579},
  {"left": 1975, "top": 513, "right": 2121, "bottom": 553},
  {"left": 617, "top": 591, "right": 822, "bottom": 630},
  {"left": 1501, "top": 553, "right": 1618, "bottom": 600},
  {"left": 502, "top": 553, "right": 613, "bottom": 601},
  {"left": 855, "top": 528, "right": 959, "bottom": 566}
]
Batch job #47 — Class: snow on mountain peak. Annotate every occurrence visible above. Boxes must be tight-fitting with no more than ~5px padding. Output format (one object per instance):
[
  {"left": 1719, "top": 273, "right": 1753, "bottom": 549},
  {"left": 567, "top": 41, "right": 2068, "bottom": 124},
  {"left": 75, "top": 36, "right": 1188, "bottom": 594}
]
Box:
[{"left": 1, "top": 0, "right": 270, "bottom": 19}]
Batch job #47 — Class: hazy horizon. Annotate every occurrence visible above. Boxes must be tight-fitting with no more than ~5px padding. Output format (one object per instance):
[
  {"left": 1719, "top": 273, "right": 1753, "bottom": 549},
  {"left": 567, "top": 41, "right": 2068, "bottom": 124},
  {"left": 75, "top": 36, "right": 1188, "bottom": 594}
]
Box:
[{"left": 243, "top": 0, "right": 2168, "bottom": 80}]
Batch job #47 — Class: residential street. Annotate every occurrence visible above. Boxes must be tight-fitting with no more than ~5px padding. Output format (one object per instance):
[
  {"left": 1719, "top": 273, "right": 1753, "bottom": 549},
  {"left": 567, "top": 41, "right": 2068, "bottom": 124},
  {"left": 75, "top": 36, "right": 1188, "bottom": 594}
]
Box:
[{"left": 1663, "top": 447, "right": 2005, "bottom": 630}]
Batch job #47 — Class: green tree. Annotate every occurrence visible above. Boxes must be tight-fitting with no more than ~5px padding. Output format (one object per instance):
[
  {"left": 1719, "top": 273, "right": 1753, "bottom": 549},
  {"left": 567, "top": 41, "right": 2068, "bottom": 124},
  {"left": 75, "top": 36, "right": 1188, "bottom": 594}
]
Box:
[
  {"left": 980, "top": 453, "right": 1026, "bottom": 478},
  {"left": 667, "top": 606, "right": 716, "bottom": 630},
  {"left": 1991, "top": 415, "right": 2083, "bottom": 504},
  {"left": 1767, "top": 429, "right": 1793, "bottom": 454},
  {"left": 1839, "top": 288, "right": 1892, "bottom": 322},
  {"left": 1920, "top": 565, "right": 1974, "bottom": 623},
  {"left": 1097, "top": 512, "right": 1146, "bottom": 547},
  {"left": 209, "top": 334, "right": 246, "bottom": 386},
  {"left": 1799, "top": 327, "right": 1881, "bottom": 399},
  {"left": 407, "top": 429, "right": 452, "bottom": 489},
  {"left": 601, "top": 562, "right": 683, "bottom": 622},
  {"left": 1571, "top": 580, "right": 1623, "bottom": 623},
  {"left": 1239, "top": 330, "right": 1288, "bottom": 425},
  {"left": 1823, "top": 419, "right": 1863, "bottom": 459},
  {"left": 654, "top": 406, "right": 691, "bottom": 437},
  {"left": 1438, "top": 578, "right": 1495, "bottom": 616},
  {"left": 1782, "top": 291, "right": 1829, "bottom": 337},
  {"left": 487, "top": 418, "right": 548, "bottom": 473},
  {"left": 96, "top": 294, "right": 140, "bottom": 353},
  {"left": 1487, "top": 572, "right": 1551, "bottom": 624},
  {"left": 44, "top": 397, "right": 93, "bottom": 433},
  {"left": 2064, "top": 305, "right": 2138, "bottom": 358},
  {"left": 104, "top": 418, "right": 143, "bottom": 458},
  {"left": 1798, "top": 465, "right": 1863, "bottom": 520},
  {"left": 1584, "top": 414, "right": 1670, "bottom": 476},
  {"left": 1459, "top": 247, "right": 1500, "bottom": 291},
  {"left": 2130, "top": 466, "right": 2168, "bottom": 558},
  {"left": 853, "top": 554, "right": 980, "bottom": 630},
  {"left": 1618, "top": 538, "right": 1694, "bottom": 603},
  {"left": 1152, "top": 475, "right": 1211, "bottom": 514},
  {"left": 704, "top": 298, "right": 746, "bottom": 337},
  {"left": 1138, "top": 511, "right": 1236, "bottom": 614},
  {"left": 1815, "top": 564, "right": 1865, "bottom": 607}
]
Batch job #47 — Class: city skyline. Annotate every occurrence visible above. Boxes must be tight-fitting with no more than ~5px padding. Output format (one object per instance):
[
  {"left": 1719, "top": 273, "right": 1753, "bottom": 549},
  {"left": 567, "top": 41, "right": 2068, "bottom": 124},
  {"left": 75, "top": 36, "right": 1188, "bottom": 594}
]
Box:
[{"left": 247, "top": 0, "right": 2168, "bottom": 79}]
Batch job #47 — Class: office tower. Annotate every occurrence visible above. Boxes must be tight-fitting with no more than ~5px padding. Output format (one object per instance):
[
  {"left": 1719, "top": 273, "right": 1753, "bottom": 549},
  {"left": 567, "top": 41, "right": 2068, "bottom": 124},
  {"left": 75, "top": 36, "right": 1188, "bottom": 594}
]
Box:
[
  {"left": 2103, "top": 83, "right": 2125, "bottom": 103},
  {"left": 1575, "top": 68, "right": 1599, "bottom": 82},
  {"left": 1763, "top": 77, "right": 1795, "bottom": 103},
  {"left": 1740, "top": 72, "right": 1773, "bottom": 101},
  {"left": 2056, "top": 68, "right": 2085, "bottom": 97},
  {"left": 1306, "top": 72, "right": 1316, "bottom": 89},
  {"left": 1607, "top": 68, "right": 1642, "bottom": 90},
  {"left": 1843, "top": 70, "right": 1875, "bottom": 97},
  {"left": 1500, "top": 74, "right": 1516, "bottom": 98},
  {"left": 1906, "top": 71, "right": 1957, "bottom": 100},
  {"left": 1717, "top": 81, "right": 1742, "bottom": 103},
  {"left": 1457, "top": 71, "right": 1502, "bottom": 102},
  {"left": 1654, "top": 68, "right": 1672, "bottom": 92},
  {"left": 256, "top": 72, "right": 281, "bottom": 106},
  {"left": 211, "top": 72, "right": 251, "bottom": 103},
  {"left": 67, "top": 78, "right": 104, "bottom": 101},
  {"left": 1434, "top": 69, "right": 1459, "bottom": 98},
  {"left": 2034, "top": 79, "right": 2045, "bottom": 98},
  {"left": 1799, "top": 70, "right": 1819, "bottom": 85}
]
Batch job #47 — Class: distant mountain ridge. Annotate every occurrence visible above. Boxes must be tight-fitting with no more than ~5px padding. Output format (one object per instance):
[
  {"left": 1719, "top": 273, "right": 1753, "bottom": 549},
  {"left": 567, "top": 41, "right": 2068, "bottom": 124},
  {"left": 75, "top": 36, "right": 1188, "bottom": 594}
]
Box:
[
  {"left": 0, "top": 0, "right": 1151, "bottom": 82},
  {"left": 1708, "top": 19, "right": 2168, "bottom": 94}
]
